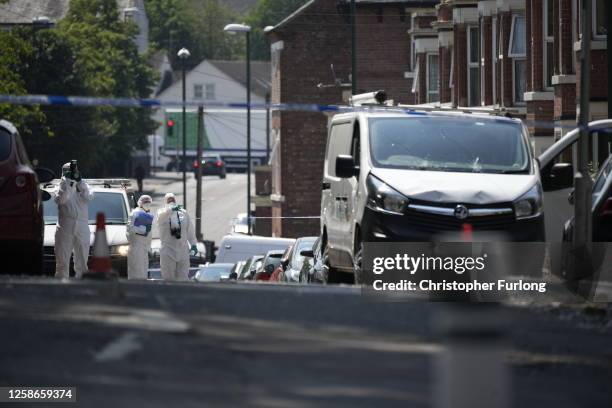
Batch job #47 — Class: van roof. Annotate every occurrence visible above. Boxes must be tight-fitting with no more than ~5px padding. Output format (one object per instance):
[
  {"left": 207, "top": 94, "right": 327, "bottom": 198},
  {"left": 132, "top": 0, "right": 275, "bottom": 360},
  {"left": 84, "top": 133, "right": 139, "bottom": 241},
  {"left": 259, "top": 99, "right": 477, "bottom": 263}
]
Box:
[{"left": 331, "top": 110, "right": 522, "bottom": 125}]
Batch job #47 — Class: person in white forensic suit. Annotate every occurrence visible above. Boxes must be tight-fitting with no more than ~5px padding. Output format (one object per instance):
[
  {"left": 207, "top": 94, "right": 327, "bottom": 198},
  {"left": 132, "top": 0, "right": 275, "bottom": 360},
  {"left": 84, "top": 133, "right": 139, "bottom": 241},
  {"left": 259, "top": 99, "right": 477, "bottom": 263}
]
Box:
[
  {"left": 157, "top": 193, "right": 198, "bottom": 281},
  {"left": 126, "top": 194, "right": 154, "bottom": 280},
  {"left": 54, "top": 161, "right": 94, "bottom": 279}
]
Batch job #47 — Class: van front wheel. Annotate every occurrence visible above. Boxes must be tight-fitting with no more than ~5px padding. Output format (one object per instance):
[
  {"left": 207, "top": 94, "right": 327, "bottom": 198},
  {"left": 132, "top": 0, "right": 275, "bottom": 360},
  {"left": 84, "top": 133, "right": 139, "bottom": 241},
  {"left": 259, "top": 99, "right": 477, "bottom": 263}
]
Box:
[
  {"left": 322, "top": 244, "right": 343, "bottom": 284},
  {"left": 353, "top": 241, "right": 364, "bottom": 285}
]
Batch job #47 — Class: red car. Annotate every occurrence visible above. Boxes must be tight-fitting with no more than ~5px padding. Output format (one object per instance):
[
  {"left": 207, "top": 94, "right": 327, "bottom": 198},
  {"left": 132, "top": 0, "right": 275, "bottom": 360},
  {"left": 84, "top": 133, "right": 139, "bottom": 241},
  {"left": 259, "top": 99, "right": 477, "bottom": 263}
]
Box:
[
  {"left": 0, "top": 120, "right": 54, "bottom": 275},
  {"left": 268, "top": 246, "right": 293, "bottom": 282},
  {"left": 254, "top": 249, "right": 286, "bottom": 281}
]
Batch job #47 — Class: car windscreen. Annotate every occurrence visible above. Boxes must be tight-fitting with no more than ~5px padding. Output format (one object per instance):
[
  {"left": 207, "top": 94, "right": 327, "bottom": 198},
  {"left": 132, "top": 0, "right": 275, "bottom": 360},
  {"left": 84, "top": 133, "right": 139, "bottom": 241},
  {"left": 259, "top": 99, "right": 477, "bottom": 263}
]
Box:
[
  {"left": 369, "top": 117, "right": 529, "bottom": 174},
  {"left": 0, "top": 128, "right": 12, "bottom": 161},
  {"left": 264, "top": 254, "right": 283, "bottom": 269},
  {"left": 43, "top": 191, "right": 127, "bottom": 225}
]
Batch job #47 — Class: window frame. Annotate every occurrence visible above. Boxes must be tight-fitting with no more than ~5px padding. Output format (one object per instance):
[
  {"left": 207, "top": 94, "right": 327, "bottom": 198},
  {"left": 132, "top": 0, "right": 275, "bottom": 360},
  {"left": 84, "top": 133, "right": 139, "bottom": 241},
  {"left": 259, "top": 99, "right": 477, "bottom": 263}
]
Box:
[
  {"left": 412, "top": 60, "right": 420, "bottom": 94},
  {"left": 508, "top": 15, "right": 526, "bottom": 58},
  {"left": 193, "top": 83, "right": 203, "bottom": 99},
  {"left": 513, "top": 58, "right": 527, "bottom": 105},
  {"left": 543, "top": 0, "right": 555, "bottom": 90},
  {"left": 449, "top": 47, "right": 454, "bottom": 89},
  {"left": 205, "top": 83, "right": 215, "bottom": 100},
  {"left": 467, "top": 25, "right": 480, "bottom": 107},
  {"left": 492, "top": 17, "right": 497, "bottom": 104},
  {"left": 426, "top": 53, "right": 440, "bottom": 103},
  {"left": 593, "top": 0, "right": 608, "bottom": 39}
]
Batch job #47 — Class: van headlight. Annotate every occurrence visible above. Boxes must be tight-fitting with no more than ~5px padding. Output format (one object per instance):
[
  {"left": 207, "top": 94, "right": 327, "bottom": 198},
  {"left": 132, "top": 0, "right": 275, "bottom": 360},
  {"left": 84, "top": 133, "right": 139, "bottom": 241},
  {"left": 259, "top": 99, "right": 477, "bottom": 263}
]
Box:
[
  {"left": 514, "top": 184, "right": 543, "bottom": 219},
  {"left": 366, "top": 174, "right": 409, "bottom": 216}
]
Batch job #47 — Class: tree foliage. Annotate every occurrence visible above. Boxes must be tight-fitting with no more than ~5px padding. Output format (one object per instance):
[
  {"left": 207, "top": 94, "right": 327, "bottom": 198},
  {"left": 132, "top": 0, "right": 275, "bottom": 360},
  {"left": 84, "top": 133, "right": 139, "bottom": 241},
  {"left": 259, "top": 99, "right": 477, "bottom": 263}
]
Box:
[
  {"left": 246, "top": 0, "right": 309, "bottom": 60},
  {"left": 0, "top": 0, "right": 157, "bottom": 176},
  {"left": 145, "top": 0, "right": 243, "bottom": 69}
]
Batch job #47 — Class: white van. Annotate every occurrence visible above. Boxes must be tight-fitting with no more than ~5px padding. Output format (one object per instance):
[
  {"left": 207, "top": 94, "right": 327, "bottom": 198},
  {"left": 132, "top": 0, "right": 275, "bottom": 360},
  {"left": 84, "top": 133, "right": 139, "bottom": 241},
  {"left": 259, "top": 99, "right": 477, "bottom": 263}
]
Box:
[
  {"left": 215, "top": 234, "right": 295, "bottom": 264},
  {"left": 320, "top": 110, "right": 563, "bottom": 283}
]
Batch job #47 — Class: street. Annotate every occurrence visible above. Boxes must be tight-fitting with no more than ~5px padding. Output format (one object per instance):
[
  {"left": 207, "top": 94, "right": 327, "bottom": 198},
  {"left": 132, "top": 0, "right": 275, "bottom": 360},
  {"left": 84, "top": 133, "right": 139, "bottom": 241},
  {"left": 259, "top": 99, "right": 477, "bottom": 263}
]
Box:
[
  {"left": 1, "top": 277, "right": 611, "bottom": 407},
  {"left": 143, "top": 171, "right": 249, "bottom": 245}
]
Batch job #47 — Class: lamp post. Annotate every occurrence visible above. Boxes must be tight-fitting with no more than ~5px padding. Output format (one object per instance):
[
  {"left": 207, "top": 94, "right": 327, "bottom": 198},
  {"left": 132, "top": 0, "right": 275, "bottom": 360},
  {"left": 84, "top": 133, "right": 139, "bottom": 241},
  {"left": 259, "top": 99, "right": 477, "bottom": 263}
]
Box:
[
  {"left": 224, "top": 23, "right": 252, "bottom": 234},
  {"left": 177, "top": 47, "right": 190, "bottom": 209}
]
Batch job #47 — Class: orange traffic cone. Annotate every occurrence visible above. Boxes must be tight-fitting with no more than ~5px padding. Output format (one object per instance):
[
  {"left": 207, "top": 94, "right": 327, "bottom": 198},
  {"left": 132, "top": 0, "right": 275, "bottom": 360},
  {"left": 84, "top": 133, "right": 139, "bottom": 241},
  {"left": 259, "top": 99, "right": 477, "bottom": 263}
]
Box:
[{"left": 83, "top": 212, "right": 116, "bottom": 279}]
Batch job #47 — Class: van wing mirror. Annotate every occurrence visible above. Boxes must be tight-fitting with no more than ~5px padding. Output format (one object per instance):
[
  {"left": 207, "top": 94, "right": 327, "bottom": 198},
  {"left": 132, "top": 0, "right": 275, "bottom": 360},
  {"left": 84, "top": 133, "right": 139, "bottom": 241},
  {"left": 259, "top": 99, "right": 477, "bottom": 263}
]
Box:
[
  {"left": 542, "top": 163, "right": 573, "bottom": 191},
  {"left": 335, "top": 155, "right": 359, "bottom": 178}
]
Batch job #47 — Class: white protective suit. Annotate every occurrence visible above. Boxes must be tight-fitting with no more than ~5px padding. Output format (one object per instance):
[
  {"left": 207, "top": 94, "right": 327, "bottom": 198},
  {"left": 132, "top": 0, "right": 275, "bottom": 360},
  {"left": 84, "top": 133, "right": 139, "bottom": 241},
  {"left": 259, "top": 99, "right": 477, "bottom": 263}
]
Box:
[
  {"left": 126, "top": 195, "right": 154, "bottom": 280},
  {"left": 54, "top": 177, "right": 94, "bottom": 278},
  {"left": 157, "top": 195, "right": 197, "bottom": 281}
]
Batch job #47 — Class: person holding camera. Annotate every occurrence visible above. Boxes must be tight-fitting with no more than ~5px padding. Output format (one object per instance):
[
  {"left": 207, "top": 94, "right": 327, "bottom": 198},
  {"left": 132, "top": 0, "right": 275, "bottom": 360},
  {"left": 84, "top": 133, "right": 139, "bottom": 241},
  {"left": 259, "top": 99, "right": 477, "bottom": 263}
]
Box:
[
  {"left": 157, "top": 193, "right": 198, "bottom": 281},
  {"left": 54, "top": 160, "right": 94, "bottom": 279}
]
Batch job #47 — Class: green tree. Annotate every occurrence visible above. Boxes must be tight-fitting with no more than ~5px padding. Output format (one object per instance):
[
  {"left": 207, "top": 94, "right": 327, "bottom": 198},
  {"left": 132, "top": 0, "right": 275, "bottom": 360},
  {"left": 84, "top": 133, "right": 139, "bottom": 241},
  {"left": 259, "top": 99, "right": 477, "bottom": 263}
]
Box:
[
  {"left": 59, "top": 0, "right": 158, "bottom": 176},
  {"left": 246, "top": 0, "right": 309, "bottom": 60},
  {"left": 145, "top": 0, "right": 242, "bottom": 68}
]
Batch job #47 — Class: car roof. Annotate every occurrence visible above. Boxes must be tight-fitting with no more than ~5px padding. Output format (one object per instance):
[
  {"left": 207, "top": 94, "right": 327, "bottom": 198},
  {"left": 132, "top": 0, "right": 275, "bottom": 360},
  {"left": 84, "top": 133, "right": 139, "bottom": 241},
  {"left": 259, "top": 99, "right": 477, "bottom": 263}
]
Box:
[{"left": 220, "top": 234, "right": 295, "bottom": 245}]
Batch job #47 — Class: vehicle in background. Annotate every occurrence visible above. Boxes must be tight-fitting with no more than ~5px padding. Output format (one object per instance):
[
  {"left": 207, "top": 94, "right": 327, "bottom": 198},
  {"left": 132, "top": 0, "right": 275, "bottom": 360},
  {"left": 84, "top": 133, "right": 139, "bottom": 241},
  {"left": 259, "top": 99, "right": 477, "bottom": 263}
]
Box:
[
  {"left": 229, "top": 261, "right": 245, "bottom": 280},
  {"left": 147, "top": 134, "right": 171, "bottom": 170},
  {"left": 193, "top": 153, "right": 226, "bottom": 179},
  {"left": 215, "top": 234, "right": 294, "bottom": 264},
  {"left": 0, "top": 120, "right": 55, "bottom": 275},
  {"left": 322, "top": 110, "right": 545, "bottom": 283},
  {"left": 299, "top": 237, "right": 327, "bottom": 283},
  {"left": 193, "top": 263, "right": 235, "bottom": 282},
  {"left": 254, "top": 249, "right": 285, "bottom": 281},
  {"left": 279, "top": 236, "right": 317, "bottom": 283},
  {"left": 269, "top": 246, "right": 291, "bottom": 282},
  {"left": 238, "top": 255, "right": 264, "bottom": 280},
  {"left": 230, "top": 213, "right": 255, "bottom": 235},
  {"left": 42, "top": 179, "right": 135, "bottom": 277},
  {"left": 149, "top": 238, "right": 208, "bottom": 270},
  {"left": 562, "top": 149, "right": 612, "bottom": 242}
]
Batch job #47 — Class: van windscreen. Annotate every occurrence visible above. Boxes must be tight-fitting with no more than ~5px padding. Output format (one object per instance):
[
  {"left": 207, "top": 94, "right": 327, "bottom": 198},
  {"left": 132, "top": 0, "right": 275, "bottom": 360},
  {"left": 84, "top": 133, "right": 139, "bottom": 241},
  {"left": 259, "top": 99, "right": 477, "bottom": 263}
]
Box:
[{"left": 369, "top": 117, "right": 529, "bottom": 174}]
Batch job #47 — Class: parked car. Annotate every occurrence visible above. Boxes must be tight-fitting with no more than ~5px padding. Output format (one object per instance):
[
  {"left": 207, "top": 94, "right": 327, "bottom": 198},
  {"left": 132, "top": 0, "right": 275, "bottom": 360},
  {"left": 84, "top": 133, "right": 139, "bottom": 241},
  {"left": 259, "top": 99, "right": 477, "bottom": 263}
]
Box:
[
  {"left": 277, "top": 236, "right": 318, "bottom": 283},
  {"left": 321, "top": 110, "right": 547, "bottom": 283},
  {"left": 149, "top": 238, "right": 208, "bottom": 270},
  {"left": 42, "top": 179, "right": 136, "bottom": 276},
  {"left": 0, "top": 120, "right": 55, "bottom": 275},
  {"left": 254, "top": 249, "right": 285, "bottom": 281},
  {"left": 269, "top": 246, "right": 292, "bottom": 282},
  {"left": 238, "top": 254, "right": 264, "bottom": 280},
  {"left": 193, "top": 153, "right": 226, "bottom": 179},
  {"left": 299, "top": 237, "right": 327, "bottom": 283},
  {"left": 561, "top": 154, "right": 612, "bottom": 242},
  {"left": 193, "top": 263, "right": 235, "bottom": 282},
  {"left": 216, "top": 234, "right": 294, "bottom": 264}
]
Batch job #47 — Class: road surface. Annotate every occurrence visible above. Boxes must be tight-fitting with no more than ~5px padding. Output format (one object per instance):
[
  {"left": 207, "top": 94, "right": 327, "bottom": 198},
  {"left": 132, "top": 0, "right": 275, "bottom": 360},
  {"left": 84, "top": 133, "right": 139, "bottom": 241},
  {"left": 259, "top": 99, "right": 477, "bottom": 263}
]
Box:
[
  {"left": 142, "top": 171, "right": 249, "bottom": 245},
  {"left": 1, "top": 277, "right": 611, "bottom": 407}
]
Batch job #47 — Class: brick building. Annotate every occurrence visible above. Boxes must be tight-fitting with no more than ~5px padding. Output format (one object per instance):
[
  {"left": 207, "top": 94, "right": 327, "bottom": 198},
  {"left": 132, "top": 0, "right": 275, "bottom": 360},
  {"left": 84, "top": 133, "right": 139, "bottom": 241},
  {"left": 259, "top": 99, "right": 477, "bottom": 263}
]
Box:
[
  {"left": 264, "top": 0, "right": 438, "bottom": 238},
  {"left": 413, "top": 0, "right": 608, "bottom": 156}
]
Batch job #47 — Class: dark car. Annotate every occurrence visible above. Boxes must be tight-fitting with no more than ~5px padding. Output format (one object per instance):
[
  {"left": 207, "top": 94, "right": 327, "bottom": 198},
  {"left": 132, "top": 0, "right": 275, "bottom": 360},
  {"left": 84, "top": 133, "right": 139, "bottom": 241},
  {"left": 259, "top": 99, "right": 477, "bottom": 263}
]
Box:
[
  {"left": 0, "top": 120, "right": 54, "bottom": 275},
  {"left": 193, "top": 154, "right": 226, "bottom": 179},
  {"left": 562, "top": 154, "right": 612, "bottom": 242},
  {"left": 299, "top": 237, "right": 328, "bottom": 283},
  {"left": 254, "top": 250, "right": 285, "bottom": 281}
]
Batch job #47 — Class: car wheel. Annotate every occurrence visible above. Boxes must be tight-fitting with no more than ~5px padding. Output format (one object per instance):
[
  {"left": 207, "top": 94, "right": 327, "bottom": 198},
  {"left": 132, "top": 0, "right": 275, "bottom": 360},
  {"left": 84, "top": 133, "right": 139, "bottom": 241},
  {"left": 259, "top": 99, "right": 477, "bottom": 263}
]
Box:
[
  {"left": 220, "top": 173, "right": 226, "bottom": 179},
  {"left": 322, "top": 243, "right": 343, "bottom": 284}
]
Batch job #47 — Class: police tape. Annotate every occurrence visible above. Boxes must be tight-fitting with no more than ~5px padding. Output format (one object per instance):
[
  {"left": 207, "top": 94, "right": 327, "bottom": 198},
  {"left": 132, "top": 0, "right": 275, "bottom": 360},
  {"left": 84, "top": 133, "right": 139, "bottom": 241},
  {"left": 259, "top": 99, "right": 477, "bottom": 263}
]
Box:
[{"left": 0, "top": 93, "right": 606, "bottom": 131}]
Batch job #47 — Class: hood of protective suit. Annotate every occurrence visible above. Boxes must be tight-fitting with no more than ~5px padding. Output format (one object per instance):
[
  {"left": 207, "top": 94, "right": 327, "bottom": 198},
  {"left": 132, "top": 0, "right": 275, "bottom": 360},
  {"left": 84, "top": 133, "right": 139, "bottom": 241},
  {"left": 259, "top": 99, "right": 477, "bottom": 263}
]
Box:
[{"left": 369, "top": 168, "right": 538, "bottom": 204}]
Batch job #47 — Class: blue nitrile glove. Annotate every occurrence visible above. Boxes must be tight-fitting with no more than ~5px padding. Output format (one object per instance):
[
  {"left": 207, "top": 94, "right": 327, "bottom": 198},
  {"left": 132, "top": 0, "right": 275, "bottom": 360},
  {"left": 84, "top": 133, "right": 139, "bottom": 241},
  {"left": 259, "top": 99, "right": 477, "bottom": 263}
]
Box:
[{"left": 190, "top": 244, "right": 198, "bottom": 256}]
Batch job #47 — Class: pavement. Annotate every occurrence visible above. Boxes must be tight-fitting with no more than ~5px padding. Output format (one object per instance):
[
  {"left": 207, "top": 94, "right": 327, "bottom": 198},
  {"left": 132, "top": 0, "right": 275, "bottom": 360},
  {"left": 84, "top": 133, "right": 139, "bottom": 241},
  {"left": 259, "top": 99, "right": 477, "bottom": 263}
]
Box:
[
  {"left": 0, "top": 277, "right": 611, "bottom": 408},
  {"left": 141, "top": 171, "right": 249, "bottom": 245}
]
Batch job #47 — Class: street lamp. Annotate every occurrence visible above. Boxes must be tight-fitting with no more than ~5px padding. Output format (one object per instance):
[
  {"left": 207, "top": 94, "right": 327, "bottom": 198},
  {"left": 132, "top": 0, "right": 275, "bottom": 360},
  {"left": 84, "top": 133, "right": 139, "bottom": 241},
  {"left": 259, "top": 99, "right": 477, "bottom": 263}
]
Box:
[
  {"left": 177, "top": 47, "right": 190, "bottom": 209},
  {"left": 224, "top": 23, "right": 252, "bottom": 234}
]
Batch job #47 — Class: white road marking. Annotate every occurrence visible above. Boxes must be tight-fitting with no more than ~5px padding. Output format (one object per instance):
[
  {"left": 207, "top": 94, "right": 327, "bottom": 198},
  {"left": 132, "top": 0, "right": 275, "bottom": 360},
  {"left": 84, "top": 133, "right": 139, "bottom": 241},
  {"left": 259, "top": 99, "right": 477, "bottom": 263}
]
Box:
[{"left": 94, "top": 332, "right": 142, "bottom": 362}]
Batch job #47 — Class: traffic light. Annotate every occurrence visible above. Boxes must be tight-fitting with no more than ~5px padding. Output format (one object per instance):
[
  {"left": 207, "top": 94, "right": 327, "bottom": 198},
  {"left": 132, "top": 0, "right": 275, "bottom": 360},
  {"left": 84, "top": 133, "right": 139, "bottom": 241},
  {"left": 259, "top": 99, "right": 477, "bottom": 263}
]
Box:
[{"left": 166, "top": 119, "right": 175, "bottom": 137}]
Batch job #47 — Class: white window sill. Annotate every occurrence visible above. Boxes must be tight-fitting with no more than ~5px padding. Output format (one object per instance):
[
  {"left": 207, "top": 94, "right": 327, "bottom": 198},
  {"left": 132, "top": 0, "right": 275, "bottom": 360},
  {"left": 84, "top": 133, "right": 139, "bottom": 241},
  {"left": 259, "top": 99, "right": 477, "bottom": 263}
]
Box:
[
  {"left": 552, "top": 75, "right": 577, "bottom": 85},
  {"left": 574, "top": 39, "right": 607, "bottom": 51},
  {"left": 524, "top": 91, "right": 554, "bottom": 102}
]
